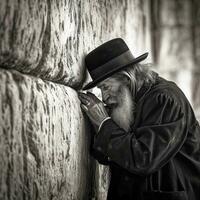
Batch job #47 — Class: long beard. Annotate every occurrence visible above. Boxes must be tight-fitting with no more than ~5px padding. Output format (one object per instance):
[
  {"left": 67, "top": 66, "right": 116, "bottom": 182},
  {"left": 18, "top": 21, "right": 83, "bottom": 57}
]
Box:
[{"left": 110, "top": 86, "right": 135, "bottom": 132}]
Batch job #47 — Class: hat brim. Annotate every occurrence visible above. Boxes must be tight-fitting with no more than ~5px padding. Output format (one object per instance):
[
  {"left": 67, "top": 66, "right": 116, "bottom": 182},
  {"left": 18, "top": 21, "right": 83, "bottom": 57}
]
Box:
[{"left": 82, "top": 52, "right": 148, "bottom": 90}]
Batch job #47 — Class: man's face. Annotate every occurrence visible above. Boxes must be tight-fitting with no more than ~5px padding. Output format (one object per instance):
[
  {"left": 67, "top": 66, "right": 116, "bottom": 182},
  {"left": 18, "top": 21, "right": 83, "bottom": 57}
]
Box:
[
  {"left": 97, "top": 76, "right": 125, "bottom": 107},
  {"left": 97, "top": 75, "right": 134, "bottom": 131}
]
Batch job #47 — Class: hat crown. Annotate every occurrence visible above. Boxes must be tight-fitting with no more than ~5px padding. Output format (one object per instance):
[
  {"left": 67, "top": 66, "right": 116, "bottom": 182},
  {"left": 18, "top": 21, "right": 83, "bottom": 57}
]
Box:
[
  {"left": 83, "top": 38, "right": 148, "bottom": 90},
  {"left": 85, "top": 38, "right": 129, "bottom": 71}
]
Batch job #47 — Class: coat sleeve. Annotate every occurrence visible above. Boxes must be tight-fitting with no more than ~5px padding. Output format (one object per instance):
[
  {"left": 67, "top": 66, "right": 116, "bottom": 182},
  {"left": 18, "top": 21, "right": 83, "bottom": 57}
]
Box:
[
  {"left": 89, "top": 122, "right": 110, "bottom": 165},
  {"left": 92, "top": 92, "right": 188, "bottom": 175}
]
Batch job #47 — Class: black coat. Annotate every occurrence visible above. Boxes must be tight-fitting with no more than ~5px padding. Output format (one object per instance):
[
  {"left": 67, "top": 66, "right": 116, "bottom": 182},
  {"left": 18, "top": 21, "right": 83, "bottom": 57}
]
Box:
[{"left": 92, "top": 76, "right": 200, "bottom": 200}]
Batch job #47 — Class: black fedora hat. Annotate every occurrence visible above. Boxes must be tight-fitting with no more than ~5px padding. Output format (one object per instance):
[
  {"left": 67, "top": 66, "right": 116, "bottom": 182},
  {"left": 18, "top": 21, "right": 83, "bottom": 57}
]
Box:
[{"left": 83, "top": 38, "right": 148, "bottom": 90}]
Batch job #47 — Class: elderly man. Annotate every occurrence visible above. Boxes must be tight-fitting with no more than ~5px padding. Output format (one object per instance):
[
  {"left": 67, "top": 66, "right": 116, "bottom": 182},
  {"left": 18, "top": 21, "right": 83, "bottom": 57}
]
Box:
[{"left": 78, "top": 38, "right": 200, "bottom": 200}]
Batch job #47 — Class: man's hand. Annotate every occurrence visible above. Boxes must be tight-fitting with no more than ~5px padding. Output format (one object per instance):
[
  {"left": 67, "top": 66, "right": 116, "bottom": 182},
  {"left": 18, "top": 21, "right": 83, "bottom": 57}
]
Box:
[{"left": 78, "top": 92, "right": 109, "bottom": 127}]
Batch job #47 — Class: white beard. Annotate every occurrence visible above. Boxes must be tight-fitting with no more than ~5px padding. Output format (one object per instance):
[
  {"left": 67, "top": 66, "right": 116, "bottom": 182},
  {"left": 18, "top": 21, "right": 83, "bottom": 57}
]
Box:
[{"left": 110, "top": 86, "right": 135, "bottom": 132}]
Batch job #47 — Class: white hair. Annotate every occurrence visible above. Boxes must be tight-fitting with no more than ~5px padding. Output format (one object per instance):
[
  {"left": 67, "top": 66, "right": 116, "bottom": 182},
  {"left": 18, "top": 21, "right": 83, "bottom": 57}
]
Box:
[
  {"left": 113, "top": 63, "right": 157, "bottom": 97},
  {"left": 109, "top": 64, "right": 157, "bottom": 129}
]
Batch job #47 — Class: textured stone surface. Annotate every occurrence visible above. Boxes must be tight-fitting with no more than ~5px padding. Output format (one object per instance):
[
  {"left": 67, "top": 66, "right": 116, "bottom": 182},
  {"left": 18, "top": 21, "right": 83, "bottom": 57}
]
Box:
[
  {"left": 158, "top": 27, "right": 194, "bottom": 71},
  {"left": 0, "top": 68, "right": 94, "bottom": 200},
  {"left": 95, "top": 165, "right": 110, "bottom": 200},
  {"left": 194, "top": 26, "right": 200, "bottom": 66},
  {"left": 0, "top": 0, "right": 151, "bottom": 88},
  {"left": 159, "top": 0, "right": 192, "bottom": 26},
  {"left": 191, "top": 0, "right": 200, "bottom": 122},
  {"left": 151, "top": 0, "right": 200, "bottom": 121},
  {"left": 0, "top": 0, "right": 47, "bottom": 71},
  {"left": 151, "top": 0, "right": 194, "bottom": 70},
  {"left": 1, "top": 0, "right": 185, "bottom": 199},
  {"left": 192, "top": 72, "right": 200, "bottom": 122},
  {"left": 151, "top": 0, "right": 195, "bottom": 105},
  {"left": 0, "top": 1, "right": 152, "bottom": 196}
]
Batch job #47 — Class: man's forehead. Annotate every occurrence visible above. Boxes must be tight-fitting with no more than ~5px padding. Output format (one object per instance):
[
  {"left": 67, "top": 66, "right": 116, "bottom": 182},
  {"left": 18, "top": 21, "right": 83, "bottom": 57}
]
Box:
[{"left": 97, "top": 81, "right": 107, "bottom": 87}]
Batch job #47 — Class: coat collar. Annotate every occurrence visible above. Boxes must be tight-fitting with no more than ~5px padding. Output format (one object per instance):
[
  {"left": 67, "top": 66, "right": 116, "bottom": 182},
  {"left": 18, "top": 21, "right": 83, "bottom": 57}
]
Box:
[{"left": 130, "top": 73, "right": 159, "bottom": 132}]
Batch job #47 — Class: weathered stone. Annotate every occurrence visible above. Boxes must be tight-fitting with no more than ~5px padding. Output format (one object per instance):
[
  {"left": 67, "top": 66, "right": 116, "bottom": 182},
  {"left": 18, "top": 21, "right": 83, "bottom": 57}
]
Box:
[
  {"left": 151, "top": 0, "right": 194, "bottom": 66},
  {"left": 192, "top": 0, "right": 200, "bottom": 25},
  {"left": 159, "top": 0, "right": 192, "bottom": 26},
  {"left": 0, "top": 68, "right": 94, "bottom": 200},
  {"left": 193, "top": 0, "right": 200, "bottom": 67},
  {"left": 193, "top": 26, "right": 200, "bottom": 66},
  {"left": 191, "top": 0, "right": 200, "bottom": 121},
  {"left": 0, "top": 0, "right": 151, "bottom": 88},
  {"left": 151, "top": 0, "right": 198, "bottom": 120},
  {"left": 191, "top": 72, "right": 200, "bottom": 122},
  {"left": 0, "top": 0, "right": 156, "bottom": 199},
  {"left": 158, "top": 27, "right": 194, "bottom": 71},
  {"left": 95, "top": 165, "right": 110, "bottom": 200},
  {"left": 0, "top": 0, "right": 47, "bottom": 70}
]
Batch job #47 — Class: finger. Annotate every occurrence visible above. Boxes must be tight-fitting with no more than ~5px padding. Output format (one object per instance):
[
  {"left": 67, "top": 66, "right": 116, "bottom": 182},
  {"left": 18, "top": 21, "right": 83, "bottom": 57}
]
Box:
[
  {"left": 78, "top": 92, "right": 91, "bottom": 101},
  {"left": 86, "top": 91, "right": 99, "bottom": 100},
  {"left": 78, "top": 92, "right": 86, "bottom": 96},
  {"left": 87, "top": 91, "right": 101, "bottom": 103},
  {"left": 78, "top": 94, "right": 91, "bottom": 105},
  {"left": 80, "top": 104, "right": 88, "bottom": 112},
  {"left": 79, "top": 98, "right": 90, "bottom": 105}
]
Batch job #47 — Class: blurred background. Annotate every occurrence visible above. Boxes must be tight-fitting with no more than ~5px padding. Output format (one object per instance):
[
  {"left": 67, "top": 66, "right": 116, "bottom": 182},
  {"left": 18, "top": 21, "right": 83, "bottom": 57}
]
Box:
[{"left": 0, "top": 0, "right": 199, "bottom": 199}]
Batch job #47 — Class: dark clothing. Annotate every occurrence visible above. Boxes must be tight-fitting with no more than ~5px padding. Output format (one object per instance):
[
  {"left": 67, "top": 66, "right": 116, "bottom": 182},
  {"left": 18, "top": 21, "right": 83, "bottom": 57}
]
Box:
[{"left": 92, "top": 76, "right": 200, "bottom": 200}]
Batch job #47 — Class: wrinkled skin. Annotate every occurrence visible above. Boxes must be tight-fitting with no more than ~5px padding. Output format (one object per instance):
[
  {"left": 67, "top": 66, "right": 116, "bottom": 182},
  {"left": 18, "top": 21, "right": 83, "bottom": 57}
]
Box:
[
  {"left": 78, "top": 76, "right": 126, "bottom": 129},
  {"left": 78, "top": 91, "right": 109, "bottom": 128}
]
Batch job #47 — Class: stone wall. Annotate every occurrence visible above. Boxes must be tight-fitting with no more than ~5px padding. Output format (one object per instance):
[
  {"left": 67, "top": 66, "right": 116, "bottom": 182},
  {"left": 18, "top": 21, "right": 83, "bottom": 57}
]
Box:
[
  {"left": 0, "top": 69, "right": 93, "bottom": 200},
  {"left": 0, "top": 0, "right": 151, "bottom": 199},
  {"left": 151, "top": 0, "right": 200, "bottom": 121},
  {"left": 0, "top": 0, "right": 151, "bottom": 89},
  {"left": 191, "top": 0, "right": 200, "bottom": 121},
  {"left": 1, "top": 0, "right": 199, "bottom": 199}
]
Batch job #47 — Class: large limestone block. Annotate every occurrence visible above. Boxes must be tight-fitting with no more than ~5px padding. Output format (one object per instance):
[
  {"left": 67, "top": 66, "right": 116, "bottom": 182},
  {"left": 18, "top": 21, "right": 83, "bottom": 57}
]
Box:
[
  {"left": 0, "top": 0, "right": 151, "bottom": 88},
  {"left": 95, "top": 165, "right": 110, "bottom": 200},
  {"left": 0, "top": 69, "right": 93, "bottom": 200},
  {"left": 192, "top": 0, "right": 200, "bottom": 26},
  {"left": 192, "top": 0, "right": 200, "bottom": 67},
  {"left": 151, "top": 0, "right": 194, "bottom": 66},
  {"left": 151, "top": 0, "right": 195, "bottom": 71},
  {"left": 192, "top": 72, "right": 200, "bottom": 122},
  {"left": 124, "top": 0, "right": 152, "bottom": 57},
  {"left": 32, "top": 0, "right": 85, "bottom": 87},
  {"left": 192, "top": 0, "right": 200, "bottom": 121},
  {"left": 194, "top": 27, "right": 200, "bottom": 66},
  {"left": 158, "top": 0, "right": 191, "bottom": 26},
  {"left": 158, "top": 27, "right": 194, "bottom": 71},
  {"left": 0, "top": 0, "right": 47, "bottom": 70}
]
